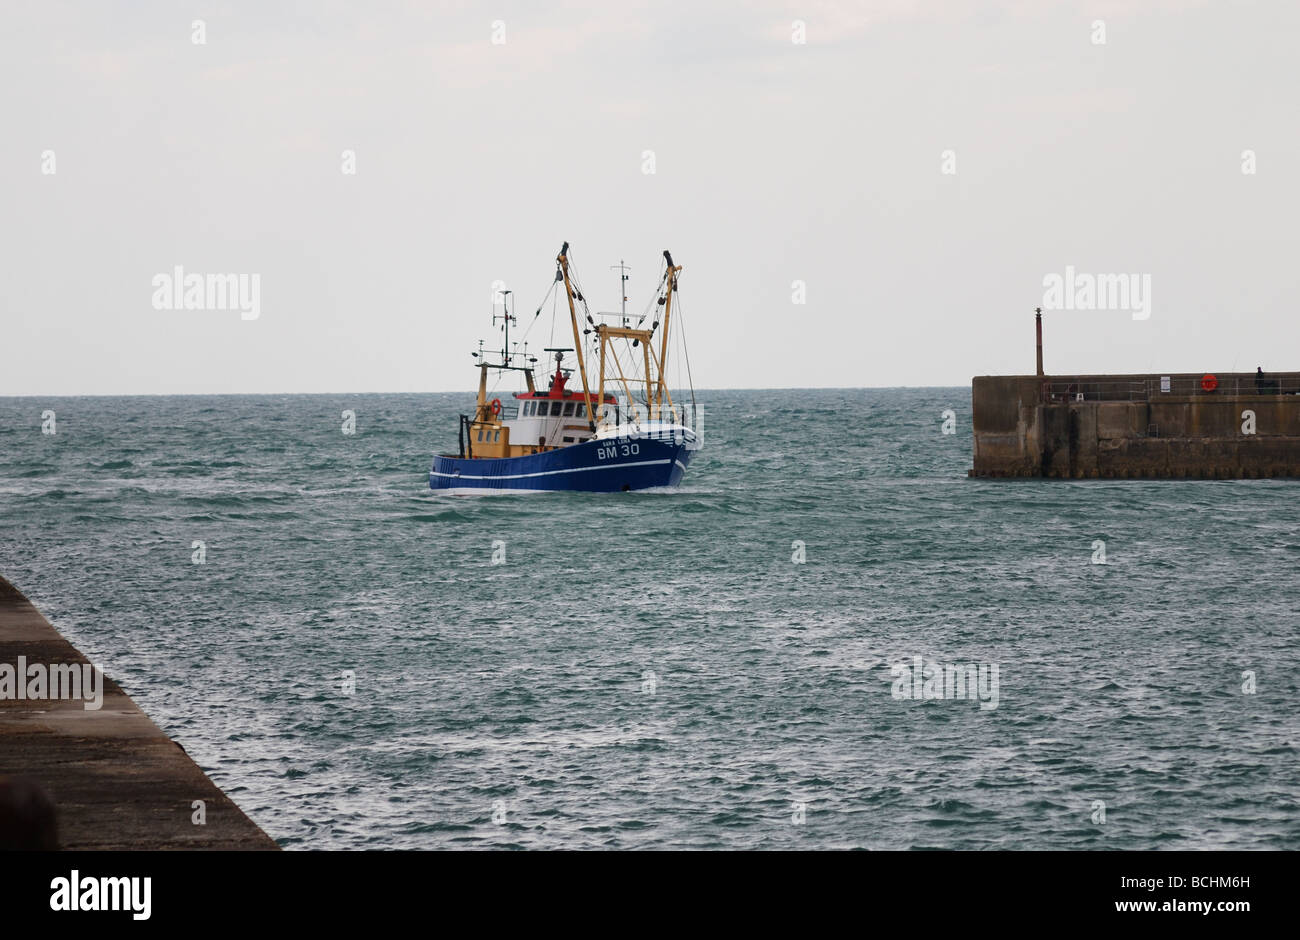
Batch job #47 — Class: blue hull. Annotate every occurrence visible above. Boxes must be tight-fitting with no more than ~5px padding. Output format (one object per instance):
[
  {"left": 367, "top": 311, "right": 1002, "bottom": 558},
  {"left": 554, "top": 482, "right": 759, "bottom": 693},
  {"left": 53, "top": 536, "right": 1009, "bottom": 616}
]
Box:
[{"left": 430, "top": 433, "right": 696, "bottom": 493}]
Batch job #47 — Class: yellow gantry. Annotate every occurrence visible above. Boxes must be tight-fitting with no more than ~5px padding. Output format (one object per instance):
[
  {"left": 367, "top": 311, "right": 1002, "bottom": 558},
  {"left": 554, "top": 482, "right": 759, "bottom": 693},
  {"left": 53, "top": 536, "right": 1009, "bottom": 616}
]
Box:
[
  {"left": 559, "top": 243, "right": 683, "bottom": 428},
  {"left": 469, "top": 243, "right": 684, "bottom": 459}
]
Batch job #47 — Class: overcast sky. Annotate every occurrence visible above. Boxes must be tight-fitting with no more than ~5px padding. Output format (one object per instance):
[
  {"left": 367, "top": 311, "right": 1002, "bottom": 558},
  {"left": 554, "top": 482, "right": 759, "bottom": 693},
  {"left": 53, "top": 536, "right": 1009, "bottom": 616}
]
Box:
[{"left": 3, "top": 0, "right": 1297, "bottom": 394}]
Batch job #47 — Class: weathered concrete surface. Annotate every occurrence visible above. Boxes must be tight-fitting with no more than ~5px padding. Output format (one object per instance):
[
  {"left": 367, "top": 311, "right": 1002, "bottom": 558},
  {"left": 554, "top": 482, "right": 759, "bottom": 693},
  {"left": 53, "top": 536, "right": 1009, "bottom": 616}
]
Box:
[
  {"left": 0, "top": 575, "right": 277, "bottom": 850},
  {"left": 972, "top": 372, "right": 1300, "bottom": 478}
]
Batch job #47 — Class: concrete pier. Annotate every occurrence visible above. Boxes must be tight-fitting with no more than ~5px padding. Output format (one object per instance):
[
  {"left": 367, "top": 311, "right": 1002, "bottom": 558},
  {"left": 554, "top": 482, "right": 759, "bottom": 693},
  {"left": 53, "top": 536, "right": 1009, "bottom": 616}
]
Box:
[
  {"left": 971, "top": 372, "right": 1300, "bottom": 479},
  {"left": 0, "top": 575, "right": 277, "bottom": 850}
]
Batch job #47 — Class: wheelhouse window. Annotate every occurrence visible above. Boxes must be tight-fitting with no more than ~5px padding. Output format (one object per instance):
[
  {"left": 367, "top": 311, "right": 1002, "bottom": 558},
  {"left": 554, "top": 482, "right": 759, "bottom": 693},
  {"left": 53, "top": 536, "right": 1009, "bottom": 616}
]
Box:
[
  {"left": 575, "top": 403, "right": 586, "bottom": 418},
  {"left": 525, "top": 401, "right": 535, "bottom": 417},
  {"left": 563, "top": 402, "right": 575, "bottom": 417},
  {"left": 494, "top": 430, "right": 501, "bottom": 442},
  {"left": 550, "top": 401, "right": 563, "bottom": 416}
]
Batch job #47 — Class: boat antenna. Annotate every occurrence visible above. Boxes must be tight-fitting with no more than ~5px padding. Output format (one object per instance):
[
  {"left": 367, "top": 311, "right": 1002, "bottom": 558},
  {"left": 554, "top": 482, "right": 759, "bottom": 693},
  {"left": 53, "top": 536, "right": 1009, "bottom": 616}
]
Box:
[
  {"left": 610, "top": 260, "right": 631, "bottom": 326},
  {"left": 494, "top": 289, "right": 516, "bottom": 365}
]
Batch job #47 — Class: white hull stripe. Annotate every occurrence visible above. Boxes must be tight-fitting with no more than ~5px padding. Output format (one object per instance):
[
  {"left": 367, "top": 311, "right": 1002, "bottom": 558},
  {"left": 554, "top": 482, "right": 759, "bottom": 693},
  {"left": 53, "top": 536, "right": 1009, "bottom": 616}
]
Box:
[
  {"left": 440, "top": 488, "right": 555, "bottom": 495},
  {"left": 431, "top": 457, "right": 678, "bottom": 482}
]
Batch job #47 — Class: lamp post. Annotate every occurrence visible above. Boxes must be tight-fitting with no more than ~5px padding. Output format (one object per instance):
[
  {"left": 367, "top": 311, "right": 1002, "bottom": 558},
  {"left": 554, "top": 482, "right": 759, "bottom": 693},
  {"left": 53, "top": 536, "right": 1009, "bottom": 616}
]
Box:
[{"left": 1036, "top": 307, "right": 1047, "bottom": 402}]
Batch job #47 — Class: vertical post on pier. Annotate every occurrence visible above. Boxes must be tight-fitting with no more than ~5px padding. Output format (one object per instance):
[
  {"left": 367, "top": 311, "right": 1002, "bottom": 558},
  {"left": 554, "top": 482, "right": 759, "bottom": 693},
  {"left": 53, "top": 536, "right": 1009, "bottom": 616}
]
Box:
[
  {"left": 1036, "top": 307, "right": 1046, "bottom": 403},
  {"left": 1035, "top": 307, "right": 1044, "bottom": 377}
]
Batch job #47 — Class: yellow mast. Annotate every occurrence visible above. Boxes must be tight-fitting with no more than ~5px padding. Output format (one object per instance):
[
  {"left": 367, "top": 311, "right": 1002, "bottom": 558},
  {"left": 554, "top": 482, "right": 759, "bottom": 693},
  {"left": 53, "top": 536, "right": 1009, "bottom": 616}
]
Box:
[
  {"left": 475, "top": 362, "right": 489, "bottom": 422},
  {"left": 656, "top": 250, "right": 682, "bottom": 419},
  {"left": 642, "top": 339, "right": 653, "bottom": 411},
  {"left": 557, "top": 242, "right": 597, "bottom": 431}
]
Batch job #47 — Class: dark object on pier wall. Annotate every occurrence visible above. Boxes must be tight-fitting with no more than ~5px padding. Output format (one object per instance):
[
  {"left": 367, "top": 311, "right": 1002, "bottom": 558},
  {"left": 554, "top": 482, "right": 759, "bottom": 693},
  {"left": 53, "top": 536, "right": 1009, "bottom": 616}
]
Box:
[
  {"left": 971, "top": 372, "right": 1300, "bottom": 479},
  {"left": 0, "top": 776, "right": 58, "bottom": 850}
]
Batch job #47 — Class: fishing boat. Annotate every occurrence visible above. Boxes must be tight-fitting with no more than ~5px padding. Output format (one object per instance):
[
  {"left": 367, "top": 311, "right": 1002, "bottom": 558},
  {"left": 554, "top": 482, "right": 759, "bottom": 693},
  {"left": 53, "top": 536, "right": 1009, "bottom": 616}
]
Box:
[{"left": 429, "top": 242, "right": 700, "bottom": 494}]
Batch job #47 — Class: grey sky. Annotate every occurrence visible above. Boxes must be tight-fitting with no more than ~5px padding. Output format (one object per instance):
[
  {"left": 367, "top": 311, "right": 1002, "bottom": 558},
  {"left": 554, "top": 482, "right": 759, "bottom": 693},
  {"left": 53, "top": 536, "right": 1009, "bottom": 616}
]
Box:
[{"left": 3, "top": 0, "right": 1297, "bottom": 394}]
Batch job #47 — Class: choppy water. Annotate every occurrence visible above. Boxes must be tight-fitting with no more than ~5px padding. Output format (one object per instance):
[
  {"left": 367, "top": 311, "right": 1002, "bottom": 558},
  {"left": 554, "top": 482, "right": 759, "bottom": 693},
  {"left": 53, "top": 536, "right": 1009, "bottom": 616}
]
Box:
[{"left": 1, "top": 390, "right": 1297, "bottom": 849}]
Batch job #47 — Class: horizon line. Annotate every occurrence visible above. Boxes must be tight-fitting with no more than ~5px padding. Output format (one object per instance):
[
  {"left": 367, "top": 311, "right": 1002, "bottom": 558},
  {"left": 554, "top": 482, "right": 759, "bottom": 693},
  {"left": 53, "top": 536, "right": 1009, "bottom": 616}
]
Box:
[{"left": 0, "top": 384, "right": 975, "bottom": 399}]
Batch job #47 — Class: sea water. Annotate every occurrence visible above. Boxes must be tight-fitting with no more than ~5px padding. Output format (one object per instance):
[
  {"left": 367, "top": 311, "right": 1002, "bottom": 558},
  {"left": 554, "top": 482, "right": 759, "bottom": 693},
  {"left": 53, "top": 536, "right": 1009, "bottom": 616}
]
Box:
[{"left": 1, "top": 390, "right": 1296, "bottom": 849}]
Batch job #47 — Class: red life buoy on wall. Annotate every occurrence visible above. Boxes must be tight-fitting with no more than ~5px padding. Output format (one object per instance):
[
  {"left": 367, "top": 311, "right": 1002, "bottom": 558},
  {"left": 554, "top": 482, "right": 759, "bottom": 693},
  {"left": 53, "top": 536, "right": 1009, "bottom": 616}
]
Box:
[
  {"left": 1201, "top": 374, "right": 1218, "bottom": 391},
  {"left": 490, "top": 398, "right": 503, "bottom": 416}
]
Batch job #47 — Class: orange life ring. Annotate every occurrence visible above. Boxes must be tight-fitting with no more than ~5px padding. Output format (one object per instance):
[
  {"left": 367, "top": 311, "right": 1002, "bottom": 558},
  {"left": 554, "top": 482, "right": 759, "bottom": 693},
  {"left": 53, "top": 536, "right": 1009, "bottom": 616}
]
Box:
[
  {"left": 490, "top": 398, "right": 503, "bottom": 416},
  {"left": 1201, "top": 374, "right": 1218, "bottom": 392}
]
